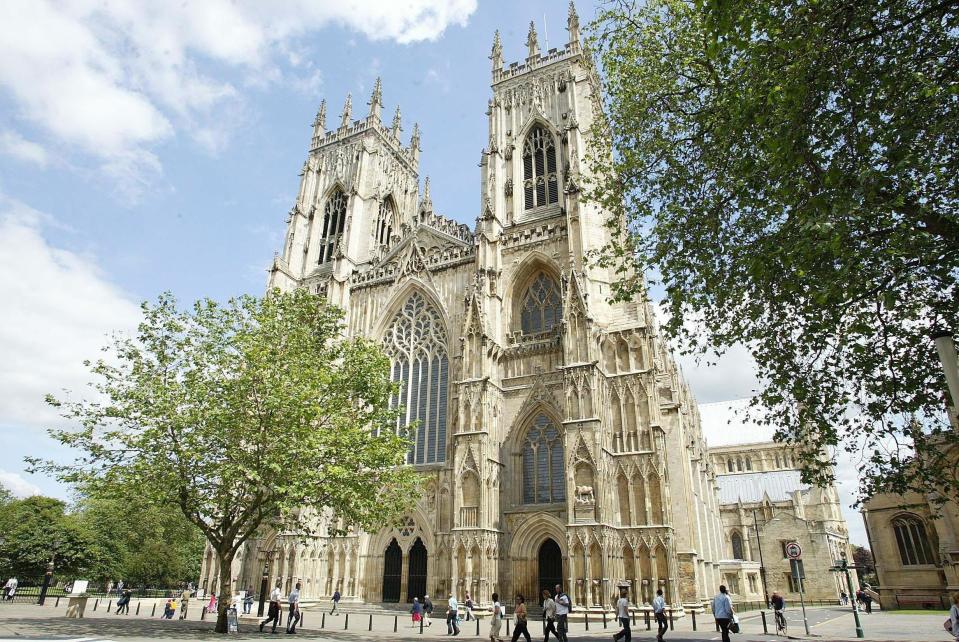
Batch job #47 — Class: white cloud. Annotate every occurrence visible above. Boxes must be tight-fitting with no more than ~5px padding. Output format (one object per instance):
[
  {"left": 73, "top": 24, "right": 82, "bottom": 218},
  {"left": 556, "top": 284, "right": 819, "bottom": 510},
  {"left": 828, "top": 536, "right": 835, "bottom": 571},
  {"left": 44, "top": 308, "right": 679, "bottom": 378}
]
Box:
[
  {"left": 0, "top": 195, "right": 141, "bottom": 430},
  {"left": 0, "top": 470, "right": 42, "bottom": 498},
  {"left": 0, "top": 130, "right": 48, "bottom": 167},
  {"left": 0, "top": 0, "right": 476, "bottom": 194}
]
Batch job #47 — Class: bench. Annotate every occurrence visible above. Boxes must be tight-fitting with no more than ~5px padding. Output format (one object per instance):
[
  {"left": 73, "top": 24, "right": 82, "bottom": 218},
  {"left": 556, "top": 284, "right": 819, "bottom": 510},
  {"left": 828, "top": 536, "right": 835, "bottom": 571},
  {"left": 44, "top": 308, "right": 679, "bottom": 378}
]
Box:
[{"left": 895, "top": 593, "right": 944, "bottom": 610}]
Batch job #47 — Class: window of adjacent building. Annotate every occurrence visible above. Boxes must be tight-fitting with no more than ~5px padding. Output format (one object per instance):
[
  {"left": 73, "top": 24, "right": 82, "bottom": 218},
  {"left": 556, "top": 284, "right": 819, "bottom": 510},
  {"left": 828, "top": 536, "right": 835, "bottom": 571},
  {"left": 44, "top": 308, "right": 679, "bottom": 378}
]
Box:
[
  {"left": 727, "top": 458, "right": 734, "bottom": 473},
  {"left": 522, "top": 414, "right": 566, "bottom": 504},
  {"left": 731, "top": 531, "right": 745, "bottom": 560},
  {"left": 522, "top": 125, "right": 559, "bottom": 210},
  {"left": 318, "top": 189, "right": 348, "bottom": 264},
  {"left": 745, "top": 457, "right": 753, "bottom": 471},
  {"left": 520, "top": 272, "right": 563, "bottom": 334},
  {"left": 375, "top": 197, "right": 394, "bottom": 247},
  {"left": 382, "top": 292, "right": 449, "bottom": 465},
  {"left": 785, "top": 572, "right": 800, "bottom": 593},
  {"left": 892, "top": 515, "right": 935, "bottom": 565},
  {"left": 780, "top": 540, "right": 791, "bottom": 558},
  {"left": 748, "top": 574, "right": 758, "bottom": 593}
]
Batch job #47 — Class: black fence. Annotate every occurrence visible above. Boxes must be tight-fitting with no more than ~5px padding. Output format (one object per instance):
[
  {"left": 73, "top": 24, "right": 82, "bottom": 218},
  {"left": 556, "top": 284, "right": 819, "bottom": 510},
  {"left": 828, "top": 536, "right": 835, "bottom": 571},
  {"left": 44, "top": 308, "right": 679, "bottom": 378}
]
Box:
[{"left": 1, "top": 578, "right": 193, "bottom": 604}]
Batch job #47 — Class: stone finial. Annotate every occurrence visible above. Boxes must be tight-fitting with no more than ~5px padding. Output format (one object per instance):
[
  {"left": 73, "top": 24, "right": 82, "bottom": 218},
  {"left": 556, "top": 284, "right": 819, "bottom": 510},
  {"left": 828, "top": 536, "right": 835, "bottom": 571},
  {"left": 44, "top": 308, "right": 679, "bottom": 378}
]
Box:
[
  {"left": 410, "top": 122, "right": 421, "bottom": 150},
  {"left": 567, "top": 1, "right": 581, "bottom": 42},
  {"left": 421, "top": 176, "right": 432, "bottom": 211},
  {"left": 340, "top": 93, "right": 353, "bottom": 129},
  {"left": 368, "top": 77, "right": 383, "bottom": 121},
  {"left": 313, "top": 99, "right": 327, "bottom": 131},
  {"left": 391, "top": 104, "right": 402, "bottom": 138},
  {"left": 490, "top": 29, "right": 503, "bottom": 71},
  {"left": 526, "top": 20, "right": 539, "bottom": 60}
]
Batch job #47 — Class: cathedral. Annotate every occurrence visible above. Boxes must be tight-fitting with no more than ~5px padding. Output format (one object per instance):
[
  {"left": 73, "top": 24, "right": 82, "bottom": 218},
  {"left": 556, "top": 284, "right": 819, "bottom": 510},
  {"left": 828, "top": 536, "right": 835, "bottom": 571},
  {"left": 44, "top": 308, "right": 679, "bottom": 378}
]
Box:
[{"left": 207, "top": 6, "right": 732, "bottom": 611}]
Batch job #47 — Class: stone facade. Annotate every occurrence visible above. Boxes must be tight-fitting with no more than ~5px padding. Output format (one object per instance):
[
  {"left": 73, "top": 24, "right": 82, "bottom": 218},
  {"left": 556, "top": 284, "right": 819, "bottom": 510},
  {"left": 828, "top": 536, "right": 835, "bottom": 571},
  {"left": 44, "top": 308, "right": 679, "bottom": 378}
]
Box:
[
  {"left": 200, "top": 7, "right": 727, "bottom": 610},
  {"left": 707, "top": 443, "right": 857, "bottom": 604}
]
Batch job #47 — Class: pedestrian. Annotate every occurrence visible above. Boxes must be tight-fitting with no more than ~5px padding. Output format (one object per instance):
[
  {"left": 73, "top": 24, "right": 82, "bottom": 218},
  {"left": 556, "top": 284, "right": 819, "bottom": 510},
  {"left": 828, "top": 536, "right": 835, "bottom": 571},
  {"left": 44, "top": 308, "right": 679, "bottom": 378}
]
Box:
[
  {"left": 553, "top": 584, "right": 570, "bottom": 642},
  {"left": 711, "top": 585, "right": 735, "bottom": 642},
  {"left": 510, "top": 593, "right": 530, "bottom": 642},
  {"left": 243, "top": 589, "right": 254, "bottom": 615},
  {"left": 286, "top": 582, "right": 301, "bottom": 634},
  {"left": 330, "top": 588, "right": 341, "bottom": 615},
  {"left": 542, "top": 589, "right": 559, "bottom": 642},
  {"left": 180, "top": 586, "right": 192, "bottom": 619},
  {"left": 116, "top": 580, "right": 124, "bottom": 597},
  {"left": 115, "top": 589, "right": 130, "bottom": 614},
  {"left": 447, "top": 592, "right": 461, "bottom": 636},
  {"left": 653, "top": 588, "right": 667, "bottom": 641},
  {"left": 613, "top": 587, "right": 631, "bottom": 642},
  {"left": 260, "top": 581, "right": 282, "bottom": 634},
  {"left": 464, "top": 593, "right": 473, "bottom": 621},
  {"left": 411, "top": 597, "right": 423, "bottom": 627},
  {"left": 163, "top": 598, "right": 176, "bottom": 619},
  {"left": 840, "top": 590, "right": 848, "bottom": 606},
  {"left": 489, "top": 592, "right": 503, "bottom": 642},
  {"left": 424, "top": 594, "right": 434, "bottom": 626},
  {"left": 207, "top": 591, "right": 217, "bottom": 615},
  {"left": 2, "top": 576, "right": 16, "bottom": 601},
  {"left": 862, "top": 590, "right": 872, "bottom": 614},
  {"left": 949, "top": 591, "right": 959, "bottom": 642}
]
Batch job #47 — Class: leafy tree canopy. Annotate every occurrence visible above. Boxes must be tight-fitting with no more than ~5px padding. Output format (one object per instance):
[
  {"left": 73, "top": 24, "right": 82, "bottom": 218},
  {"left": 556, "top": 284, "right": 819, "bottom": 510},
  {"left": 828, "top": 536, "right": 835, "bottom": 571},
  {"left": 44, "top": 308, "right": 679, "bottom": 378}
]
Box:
[
  {"left": 31, "top": 289, "right": 420, "bottom": 631},
  {"left": 587, "top": 0, "right": 959, "bottom": 502},
  {"left": 0, "top": 495, "right": 97, "bottom": 578}
]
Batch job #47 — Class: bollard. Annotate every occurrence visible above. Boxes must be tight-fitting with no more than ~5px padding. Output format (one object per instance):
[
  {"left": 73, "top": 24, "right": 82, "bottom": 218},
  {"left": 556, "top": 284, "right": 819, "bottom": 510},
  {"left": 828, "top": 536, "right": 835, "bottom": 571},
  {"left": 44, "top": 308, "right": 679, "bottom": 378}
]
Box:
[
  {"left": 603, "top": 609, "right": 607, "bottom": 628},
  {"left": 55, "top": 596, "right": 60, "bottom": 608},
  {"left": 506, "top": 617, "right": 510, "bottom": 636},
  {"left": 345, "top": 613, "right": 350, "bottom": 631},
  {"left": 669, "top": 609, "right": 674, "bottom": 630},
  {"left": 393, "top": 615, "right": 397, "bottom": 632},
  {"left": 645, "top": 610, "right": 650, "bottom": 630},
  {"left": 108, "top": 600, "right": 112, "bottom": 612},
  {"left": 631, "top": 608, "right": 636, "bottom": 626},
  {"left": 94, "top": 598, "right": 99, "bottom": 611},
  {"left": 584, "top": 611, "right": 589, "bottom": 630},
  {"left": 761, "top": 610, "right": 768, "bottom": 634},
  {"left": 136, "top": 601, "right": 140, "bottom": 615},
  {"left": 476, "top": 617, "right": 480, "bottom": 636},
  {"left": 419, "top": 613, "right": 423, "bottom": 634},
  {"left": 369, "top": 614, "right": 373, "bottom": 631},
  {"left": 201, "top": 606, "right": 207, "bottom": 620},
  {"left": 692, "top": 609, "right": 697, "bottom": 631},
  {"left": 152, "top": 603, "right": 156, "bottom": 617}
]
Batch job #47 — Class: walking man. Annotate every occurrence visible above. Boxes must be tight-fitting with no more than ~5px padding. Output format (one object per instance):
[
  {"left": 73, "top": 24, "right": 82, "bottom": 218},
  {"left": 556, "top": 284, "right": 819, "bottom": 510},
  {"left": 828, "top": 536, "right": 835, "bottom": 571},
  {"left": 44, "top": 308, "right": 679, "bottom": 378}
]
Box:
[
  {"left": 653, "top": 588, "right": 668, "bottom": 641},
  {"left": 259, "top": 581, "right": 282, "bottom": 634},
  {"left": 180, "top": 586, "right": 192, "bottom": 620},
  {"left": 862, "top": 590, "right": 873, "bottom": 614},
  {"left": 447, "top": 593, "right": 460, "bottom": 636},
  {"left": 541, "top": 589, "right": 559, "bottom": 641},
  {"left": 286, "top": 582, "right": 301, "bottom": 634},
  {"left": 711, "top": 585, "right": 735, "bottom": 642},
  {"left": 330, "top": 588, "right": 341, "bottom": 615},
  {"left": 2, "top": 577, "right": 16, "bottom": 600},
  {"left": 553, "top": 584, "right": 570, "bottom": 642},
  {"left": 424, "top": 594, "right": 434, "bottom": 627},
  {"left": 613, "top": 587, "right": 631, "bottom": 642}
]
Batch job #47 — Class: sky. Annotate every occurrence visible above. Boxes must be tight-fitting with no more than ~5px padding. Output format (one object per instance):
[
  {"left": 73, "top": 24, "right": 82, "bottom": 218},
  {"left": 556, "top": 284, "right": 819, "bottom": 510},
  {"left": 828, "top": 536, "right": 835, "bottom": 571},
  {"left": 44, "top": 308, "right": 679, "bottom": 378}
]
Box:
[{"left": 0, "top": 0, "right": 867, "bottom": 545}]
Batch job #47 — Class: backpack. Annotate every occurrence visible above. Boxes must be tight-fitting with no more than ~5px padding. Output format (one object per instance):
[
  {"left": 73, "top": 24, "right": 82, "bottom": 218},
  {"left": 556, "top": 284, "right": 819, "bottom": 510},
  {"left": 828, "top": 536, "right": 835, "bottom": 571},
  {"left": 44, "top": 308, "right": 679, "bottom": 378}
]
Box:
[{"left": 559, "top": 592, "right": 574, "bottom": 613}]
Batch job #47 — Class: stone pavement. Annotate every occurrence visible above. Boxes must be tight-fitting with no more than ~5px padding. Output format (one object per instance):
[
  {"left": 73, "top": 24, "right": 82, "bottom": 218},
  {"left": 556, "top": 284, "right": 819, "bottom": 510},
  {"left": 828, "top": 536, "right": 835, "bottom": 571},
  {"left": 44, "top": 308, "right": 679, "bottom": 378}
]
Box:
[{"left": 0, "top": 601, "right": 950, "bottom": 641}]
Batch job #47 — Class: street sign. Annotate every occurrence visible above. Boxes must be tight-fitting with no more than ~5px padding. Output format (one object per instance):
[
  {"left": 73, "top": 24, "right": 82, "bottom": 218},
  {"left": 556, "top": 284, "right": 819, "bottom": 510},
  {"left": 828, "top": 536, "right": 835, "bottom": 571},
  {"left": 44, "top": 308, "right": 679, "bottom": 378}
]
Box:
[{"left": 785, "top": 541, "right": 803, "bottom": 559}]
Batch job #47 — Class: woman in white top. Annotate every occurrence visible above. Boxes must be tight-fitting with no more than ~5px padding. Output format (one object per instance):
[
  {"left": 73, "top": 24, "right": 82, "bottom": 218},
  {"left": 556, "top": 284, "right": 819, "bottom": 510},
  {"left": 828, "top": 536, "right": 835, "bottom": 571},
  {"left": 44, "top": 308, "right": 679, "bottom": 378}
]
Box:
[{"left": 489, "top": 591, "right": 502, "bottom": 642}]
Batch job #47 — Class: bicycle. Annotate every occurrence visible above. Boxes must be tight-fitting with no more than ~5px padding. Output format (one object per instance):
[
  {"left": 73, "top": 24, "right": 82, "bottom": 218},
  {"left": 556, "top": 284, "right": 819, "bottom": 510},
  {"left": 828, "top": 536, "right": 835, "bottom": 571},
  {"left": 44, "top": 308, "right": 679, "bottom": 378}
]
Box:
[{"left": 774, "top": 609, "right": 787, "bottom": 636}]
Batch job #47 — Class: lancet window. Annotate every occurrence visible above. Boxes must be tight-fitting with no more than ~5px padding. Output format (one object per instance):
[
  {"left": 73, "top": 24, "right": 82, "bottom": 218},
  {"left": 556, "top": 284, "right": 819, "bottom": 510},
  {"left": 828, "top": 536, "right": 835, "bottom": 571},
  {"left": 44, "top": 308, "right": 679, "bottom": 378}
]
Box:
[
  {"left": 375, "top": 197, "right": 395, "bottom": 248},
  {"left": 318, "top": 189, "right": 348, "bottom": 264},
  {"left": 892, "top": 515, "right": 935, "bottom": 565},
  {"left": 522, "top": 414, "right": 565, "bottom": 504},
  {"left": 523, "top": 125, "right": 559, "bottom": 210},
  {"left": 520, "top": 272, "right": 563, "bottom": 334},
  {"left": 382, "top": 292, "right": 449, "bottom": 465}
]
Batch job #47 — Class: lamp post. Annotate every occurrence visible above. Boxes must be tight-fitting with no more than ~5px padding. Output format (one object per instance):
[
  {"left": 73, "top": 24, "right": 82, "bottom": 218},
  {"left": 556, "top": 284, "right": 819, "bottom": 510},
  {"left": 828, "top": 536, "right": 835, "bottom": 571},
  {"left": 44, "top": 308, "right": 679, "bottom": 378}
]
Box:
[
  {"left": 834, "top": 552, "right": 864, "bottom": 639},
  {"left": 751, "top": 509, "right": 770, "bottom": 607},
  {"left": 933, "top": 330, "right": 959, "bottom": 429},
  {"left": 37, "top": 559, "right": 54, "bottom": 605},
  {"left": 257, "top": 561, "right": 270, "bottom": 618}
]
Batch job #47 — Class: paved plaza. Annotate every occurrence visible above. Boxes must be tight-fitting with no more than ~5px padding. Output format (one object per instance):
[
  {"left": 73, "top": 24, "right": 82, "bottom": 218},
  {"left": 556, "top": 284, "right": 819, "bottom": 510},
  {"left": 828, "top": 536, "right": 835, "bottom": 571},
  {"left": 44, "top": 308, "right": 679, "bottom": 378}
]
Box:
[{"left": 0, "top": 601, "right": 950, "bottom": 642}]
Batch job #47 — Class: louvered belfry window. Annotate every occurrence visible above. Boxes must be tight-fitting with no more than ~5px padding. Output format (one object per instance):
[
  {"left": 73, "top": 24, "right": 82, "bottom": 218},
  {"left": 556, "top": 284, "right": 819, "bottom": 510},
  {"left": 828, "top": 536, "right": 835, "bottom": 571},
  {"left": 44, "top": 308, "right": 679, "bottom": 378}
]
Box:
[
  {"left": 318, "top": 189, "right": 348, "bottom": 264},
  {"left": 522, "top": 414, "right": 566, "bottom": 504},
  {"left": 376, "top": 197, "right": 394, "bottom": 247},
  {"left": 383, "top": 292, "right": 449, "bottom": 464},
  {"left": 521, "top": 272, "right": 563, "bottom": 334},
  {"left": 523, "top": 125, "right": 559, "bottom": 210}
]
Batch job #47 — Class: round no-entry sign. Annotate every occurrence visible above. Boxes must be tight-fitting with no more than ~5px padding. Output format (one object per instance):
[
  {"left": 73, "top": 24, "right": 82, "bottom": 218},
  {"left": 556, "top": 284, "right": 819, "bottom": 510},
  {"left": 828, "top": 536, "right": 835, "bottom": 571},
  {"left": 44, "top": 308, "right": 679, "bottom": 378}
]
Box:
[{"left": 785, "top": 541, "right": 802, "bottom": 559}]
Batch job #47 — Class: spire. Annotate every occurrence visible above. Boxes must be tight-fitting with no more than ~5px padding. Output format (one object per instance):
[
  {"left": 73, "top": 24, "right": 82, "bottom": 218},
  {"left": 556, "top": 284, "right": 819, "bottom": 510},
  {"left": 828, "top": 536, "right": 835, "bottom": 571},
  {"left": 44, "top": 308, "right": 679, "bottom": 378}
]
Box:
[
  {"left": 391, "top": 104, "right": 402, "bottom": 138},
  {"left": 339, "top": 93, "right": 352, "bottom": 129},
  {"left": 311, "top": 99, "right": 326, "bottom": 147},
  {"left": 567, "top": 1, "right": 581, "bottom": 43},
  {"left": 490, "top": 29, "right": 503, "bottom": 71},
  {"left": 409, "top": 122, "right": 421, "bottom": 164},
  {"left": 420, "top": 176, "right": 432, "bottom": 212},
  {"left": 526, "top": 20, "right": 539, "bottom": 60},
  {"left": 368, "top": 77, "right": 382, "bottom": 121}
]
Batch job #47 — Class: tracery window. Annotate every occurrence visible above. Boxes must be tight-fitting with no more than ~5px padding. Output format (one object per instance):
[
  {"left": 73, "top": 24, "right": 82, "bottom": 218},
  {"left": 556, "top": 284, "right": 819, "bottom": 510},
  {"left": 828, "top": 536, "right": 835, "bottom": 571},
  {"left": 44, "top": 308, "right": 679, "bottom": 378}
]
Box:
[
  {"left": 382, "top": 292, "right": 449, "bottom": 465},
  {"left": 522, "top": 414, "right": 566, "bottom": 504},
  {"left": 318, "top": 189, "right": 348, "bottom": 264},
  {"left": 731, "top": 531, "right": 745, "bottom": 560},
  {"left": 520, "top": 272, "right": 563, "bottom": 334},
  {"left": 375, "top": 197, "right": 395, "bottom": 248},
  {"left": 522, "top": 125, "right": 559, "bottom": 210},
  {"left": 892, "top": 515, "right": 935, "bottom": 565}
]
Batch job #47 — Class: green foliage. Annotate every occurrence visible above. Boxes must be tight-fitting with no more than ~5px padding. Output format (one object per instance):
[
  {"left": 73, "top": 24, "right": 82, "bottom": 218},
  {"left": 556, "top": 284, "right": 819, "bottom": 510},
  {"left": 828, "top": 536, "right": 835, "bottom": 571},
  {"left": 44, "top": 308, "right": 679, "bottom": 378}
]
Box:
[
  {"left": 0, "top": 496, "right": 97, "bottom": 578},
  {"left": 852, "top": 545, "right": 878, "bottom": 586},
  {"left": 587, "top": 0, "right": 959, "bottom": 502},
  {"left": 31, "top": 289, "right": 420, "bottom": 631}
]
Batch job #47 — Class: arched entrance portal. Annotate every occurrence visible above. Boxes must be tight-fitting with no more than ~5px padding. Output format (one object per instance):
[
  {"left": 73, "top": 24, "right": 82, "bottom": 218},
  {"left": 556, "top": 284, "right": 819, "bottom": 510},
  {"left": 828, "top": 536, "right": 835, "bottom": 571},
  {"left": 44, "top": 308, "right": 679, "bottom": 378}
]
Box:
[
  {"left": 383, "top": 539, "right": 402, "bottom": 602},
  {"left": 407, "top": 538, "right": 428, "bottom": 601},
  {"left": 538, "top": 538, "right": 563, "bottom": 601}
]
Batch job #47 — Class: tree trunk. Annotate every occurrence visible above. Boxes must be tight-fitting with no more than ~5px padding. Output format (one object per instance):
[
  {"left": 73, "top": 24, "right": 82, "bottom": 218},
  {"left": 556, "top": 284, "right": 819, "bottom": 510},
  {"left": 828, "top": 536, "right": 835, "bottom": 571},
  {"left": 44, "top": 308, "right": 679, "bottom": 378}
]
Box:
[{"left": 214, "top": 551, "right": 235, "bottom": 634}]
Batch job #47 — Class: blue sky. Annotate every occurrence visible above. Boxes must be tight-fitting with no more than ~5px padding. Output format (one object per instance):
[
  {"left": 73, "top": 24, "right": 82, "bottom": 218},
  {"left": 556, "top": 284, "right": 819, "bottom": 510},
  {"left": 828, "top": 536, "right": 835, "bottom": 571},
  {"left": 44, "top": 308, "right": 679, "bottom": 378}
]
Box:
[{"left": 0, "top": 1, "right": 867, "bottom": 544}]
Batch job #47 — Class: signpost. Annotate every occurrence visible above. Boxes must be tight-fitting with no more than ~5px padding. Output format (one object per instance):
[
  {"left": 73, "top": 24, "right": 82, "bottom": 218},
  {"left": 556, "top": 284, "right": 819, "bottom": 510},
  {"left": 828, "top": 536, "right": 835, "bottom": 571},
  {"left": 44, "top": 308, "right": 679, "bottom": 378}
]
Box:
[
  {"left": 830, "top": 552, "right": 865, "bottom": 639},
  {"left": 786, "top": 542, "right": 811, "bottom": 635}
]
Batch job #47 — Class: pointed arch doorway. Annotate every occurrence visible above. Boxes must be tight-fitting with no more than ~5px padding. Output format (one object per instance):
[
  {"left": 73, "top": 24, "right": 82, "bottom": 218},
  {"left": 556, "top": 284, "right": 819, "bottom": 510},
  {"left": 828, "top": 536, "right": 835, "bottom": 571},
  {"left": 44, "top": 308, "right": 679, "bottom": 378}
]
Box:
[
  {"left": 538, "top": 538, "right": 563, "bottom": 600},
  {"left": 407, "top": 537, "right": 428, "bottom": 601},
  {"left": 382, "top": 539, "right": 402, "bottom": 602}
]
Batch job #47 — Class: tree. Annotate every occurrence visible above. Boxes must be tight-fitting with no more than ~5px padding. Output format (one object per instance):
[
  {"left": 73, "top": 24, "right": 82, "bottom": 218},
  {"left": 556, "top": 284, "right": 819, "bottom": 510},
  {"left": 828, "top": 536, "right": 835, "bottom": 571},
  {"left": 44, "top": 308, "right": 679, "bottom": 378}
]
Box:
[
  {"left": 587, "top": 0, "right": 959, "bottom": 502},
  {"left": 852, "top": 545, "right": 878, "bottom": 586},
  {"left": 31, "top": 290, "right": 420, "bottom": 632},
  {"left": 0, "top": 496, "right": 97, "bottom": 578}
]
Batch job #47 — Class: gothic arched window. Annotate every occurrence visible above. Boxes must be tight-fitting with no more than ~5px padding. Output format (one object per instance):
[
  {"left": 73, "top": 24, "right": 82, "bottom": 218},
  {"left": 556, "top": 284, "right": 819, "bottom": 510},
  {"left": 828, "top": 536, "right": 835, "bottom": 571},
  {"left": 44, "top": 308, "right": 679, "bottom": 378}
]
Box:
[
  {"left": 727, "top": 459, "right": 734, "bottom": 473},
  {"left": 375, "top": 197, "right": 395, "bottom": 248},
  {"left": 522, "top": 414, "right": 565, "bottom": 504},
  {"left": 731, "top": 531, "right": 745, "bottom": 560},
  {"left": 892, "top": 515, "right": 935, "bottom": 565},
  {"left": 745, "top": 457, "right": 753, "bottom": 471},
  {"left": 382, "top": 292, "right": 449, "bottom": 465},
  {"left": 523, "top": 125, "right": 559, "bottom": 210},
  {"left": 318, "top": 189, "right": 348, "bottom": 264},
  {"left": 520, "top": 272, "right": 563, "bottom": 334}
]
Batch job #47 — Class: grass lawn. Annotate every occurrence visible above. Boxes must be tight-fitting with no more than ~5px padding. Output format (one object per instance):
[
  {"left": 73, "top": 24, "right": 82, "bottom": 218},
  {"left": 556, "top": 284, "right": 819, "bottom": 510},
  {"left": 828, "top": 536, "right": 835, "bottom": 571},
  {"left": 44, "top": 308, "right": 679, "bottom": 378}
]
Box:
[{"left": 890, "top": 609, "right": 948, "bottom": 615}]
